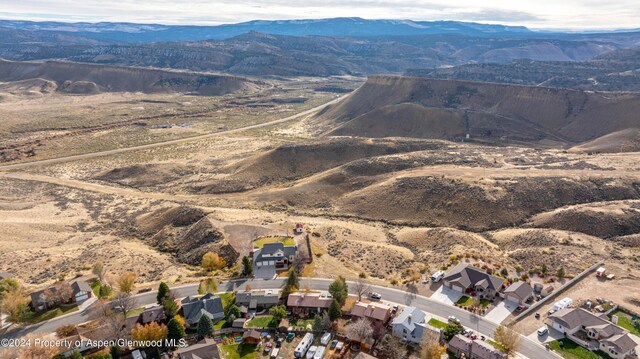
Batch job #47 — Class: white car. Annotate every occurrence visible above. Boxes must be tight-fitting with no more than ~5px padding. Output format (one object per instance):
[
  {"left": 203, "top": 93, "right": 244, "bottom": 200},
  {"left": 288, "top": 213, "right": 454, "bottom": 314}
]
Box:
[
  {"left": 537, "top": 326, "right": 549, "bottom": 336},
  {"left": 369, "top": 292, "right": 382, "bottom": 300},
  {"left": 448, "top": 315, "right": 459, "bottom": 323}
]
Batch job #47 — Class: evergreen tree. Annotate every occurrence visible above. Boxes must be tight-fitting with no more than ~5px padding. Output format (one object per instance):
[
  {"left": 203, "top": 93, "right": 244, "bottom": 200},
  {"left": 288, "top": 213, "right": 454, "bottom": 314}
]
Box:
[
  {"left": 328, "top": 276, "right": 349, "bottom": 307},
  {"left": 167, "top": 317, "right": 186, "bottom": 342},
  {"left": 328, "top": 298, "right": 341, "bottom": 321},
  {"left": 157, "top": 282, "right": 170, "bottom": 305},
  {"left": 241, "top": 256, "right": 253, "bottom": 277},
  {"left": 197, "top": 315, "right": 214, "bottom": 337},
  {"left": 287, "top": 270, "right": 299, "bottom": 289}
]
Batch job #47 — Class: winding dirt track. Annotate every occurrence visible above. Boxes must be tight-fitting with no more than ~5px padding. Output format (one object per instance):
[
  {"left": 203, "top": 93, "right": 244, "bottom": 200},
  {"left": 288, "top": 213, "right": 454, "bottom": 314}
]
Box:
[{"left": 0, "top": 94, "right": 349, "bottom": 171}]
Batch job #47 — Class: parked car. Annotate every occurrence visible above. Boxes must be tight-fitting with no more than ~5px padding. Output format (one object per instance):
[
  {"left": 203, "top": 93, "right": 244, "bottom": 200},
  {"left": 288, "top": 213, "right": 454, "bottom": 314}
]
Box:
[
  {"left": 286, "top": 332, "right": 295, "bottom": 342},
  {"left": 535, "top": 312, "right": 541, "bottom": 319},
  {"left": 335, "top": 342, "right": 344, "bottom": 351},
  {"left": 369, "top": 292, "right": 382, "bottom": 300},
  {"left": 537, "top": 326, "right": 549, "bottom": 336},
  {"left": 392, "top": 304, "right": 399, "bottom": 313},
  {"left": 329, "top": 340, "right": 338, "bottom": 350},
  {"left": 516, "top": 305, "right": 525, "bottom": 312}
]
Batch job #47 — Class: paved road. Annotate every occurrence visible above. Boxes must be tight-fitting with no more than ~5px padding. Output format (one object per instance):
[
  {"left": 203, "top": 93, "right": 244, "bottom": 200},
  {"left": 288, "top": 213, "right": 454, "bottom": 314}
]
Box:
[
  {"left": 1, "top": 278, "right": 558, "bottom": 359},
  {"left": 0, "top": 94, "right": 348, "bottom": 171}
]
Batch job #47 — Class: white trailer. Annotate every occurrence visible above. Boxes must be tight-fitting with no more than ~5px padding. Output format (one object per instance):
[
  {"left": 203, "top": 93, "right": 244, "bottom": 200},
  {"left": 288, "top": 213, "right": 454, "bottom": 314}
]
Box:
[{"left": 294, "top": 333, "right": 314, "bottom": 358}]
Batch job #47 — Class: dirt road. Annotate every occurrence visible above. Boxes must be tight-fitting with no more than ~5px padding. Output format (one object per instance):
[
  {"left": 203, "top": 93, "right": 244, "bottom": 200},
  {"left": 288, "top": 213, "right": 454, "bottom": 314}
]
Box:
[{"left": 0, "top": 94, "right": 349, "bottom": 171}]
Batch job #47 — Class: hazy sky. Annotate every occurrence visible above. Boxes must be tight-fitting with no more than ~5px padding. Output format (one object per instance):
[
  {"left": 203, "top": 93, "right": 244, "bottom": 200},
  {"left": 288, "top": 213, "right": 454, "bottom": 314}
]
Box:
[{"left": 0, "top": 0, "right": 638, "bottom": 30}]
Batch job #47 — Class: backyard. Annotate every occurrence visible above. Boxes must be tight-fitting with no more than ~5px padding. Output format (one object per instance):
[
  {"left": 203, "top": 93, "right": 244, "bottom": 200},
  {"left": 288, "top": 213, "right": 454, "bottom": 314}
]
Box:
[
  {"left": 219, "top": 343, "right": 259, "bottom": 359},
  {"left": 608, "top": 309, "right": 640, "bottom": 336},
  {"left": 549, "top": 339, "right": 614, "bottom": 359},
  {"left": 247, "top": 315, "right": 276, "bottom": 328},
  {"left": 253, "top": 236, "right": 295, "bottom": 248}
]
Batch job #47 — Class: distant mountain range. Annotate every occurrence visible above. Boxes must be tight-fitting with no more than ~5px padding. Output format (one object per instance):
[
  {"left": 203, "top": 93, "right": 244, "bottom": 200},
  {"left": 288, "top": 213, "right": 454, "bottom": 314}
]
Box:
[
  {"left": 1, "top": 17, "right": 640, "bottom": 89},
  {"left": 0, "top": 18, "right": 533, "bottom": 43}
]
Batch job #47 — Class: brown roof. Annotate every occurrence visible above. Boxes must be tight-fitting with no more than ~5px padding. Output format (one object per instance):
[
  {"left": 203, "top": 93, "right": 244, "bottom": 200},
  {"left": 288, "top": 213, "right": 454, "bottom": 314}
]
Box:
[
  {"left": 286, "top": 292, "right": 332, "bottom": 309},
  {"left": 350, "top": 302, "right": 391, "bottom": 321},
  {"left": 243, "top": 329, "right": 262, "bottom": 340}
]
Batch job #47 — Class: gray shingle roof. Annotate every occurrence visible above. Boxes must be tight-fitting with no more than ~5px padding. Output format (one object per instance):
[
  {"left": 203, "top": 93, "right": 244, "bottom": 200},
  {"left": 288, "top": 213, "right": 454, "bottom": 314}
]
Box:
[
  {"left": 443, "top": 263, "right": 505, "bottom": 291},
  {"left": 503, "top": 281, "right": 533, "bottom": 301},
  {"left": 181, "top": 293, "right": 224, "bottom": 325},
  {"left": 176, "top": 338, "right": 219, "bottom": 359},
  {"left": 392, "top": 306, "right": 426, "bottom": 333},
  {"left": 549, "top": 307, "right": 610, "bottom": 330}
]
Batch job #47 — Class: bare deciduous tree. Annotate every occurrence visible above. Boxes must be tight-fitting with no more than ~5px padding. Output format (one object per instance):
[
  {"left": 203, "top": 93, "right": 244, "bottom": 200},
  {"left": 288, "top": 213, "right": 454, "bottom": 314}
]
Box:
[
  {"left": 421, "top": 331, "right": 446, "bottom": 359},
  {"left": 345, "top": 317, "right": 373, "bottom": 343},
  {"left": 95, "top": 300, "right": 127, "bottom": 340},
  {"left": 379, "top": 333, "right": 408, "bottom": 359},
  {"left": 354, "top": 277, "right": 371, "bottom": 301},
  {"left": 292, "top": 254, "right": 307, "bottom": 274},
  {"left": 494, "top": 325, "right": 522, "bottom": 358},
  {"left": 113, "top": 292, "right": 137, "bottom": 318}
]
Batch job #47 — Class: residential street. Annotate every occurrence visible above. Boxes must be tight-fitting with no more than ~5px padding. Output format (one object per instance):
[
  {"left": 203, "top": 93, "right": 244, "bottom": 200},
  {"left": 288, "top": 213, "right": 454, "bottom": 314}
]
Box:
[{"left": 1, "top": 278, "right": 559, "bottom": 359}]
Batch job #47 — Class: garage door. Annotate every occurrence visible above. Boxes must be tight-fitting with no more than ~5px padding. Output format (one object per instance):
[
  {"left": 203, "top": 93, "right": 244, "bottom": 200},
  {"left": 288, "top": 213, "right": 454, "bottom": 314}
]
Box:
[{"left": 76, "top": 293, "right": 89, "bottom": 302}]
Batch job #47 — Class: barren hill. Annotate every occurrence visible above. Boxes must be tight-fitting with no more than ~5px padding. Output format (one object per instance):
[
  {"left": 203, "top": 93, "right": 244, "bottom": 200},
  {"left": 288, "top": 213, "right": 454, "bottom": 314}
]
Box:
[
  {"left": 569, "top": 128, "right": 640, "bottom": 153},
  {"left": 316, "top": 75, "right": 640, "bottom": 146},
  {"left": 0, "top": 59, "right": 256, "bottom": 95}
]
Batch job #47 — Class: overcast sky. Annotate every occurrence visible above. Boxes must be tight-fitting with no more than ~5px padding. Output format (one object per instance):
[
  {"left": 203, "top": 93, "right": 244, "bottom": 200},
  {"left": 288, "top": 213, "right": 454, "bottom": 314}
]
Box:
[{"left": 0, "top": 0, "right": 638, "bottom": 30}]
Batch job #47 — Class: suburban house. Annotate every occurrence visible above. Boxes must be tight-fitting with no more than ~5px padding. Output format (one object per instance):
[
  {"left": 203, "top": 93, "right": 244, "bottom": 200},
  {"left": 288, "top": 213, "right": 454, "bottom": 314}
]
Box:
[
  {"left": 448, "top": 334, "right": 507, "bottom": 359},
  {"left": 30, "top": 280, "right": 93, "bottom": 311},
  {"left": 176, "top": 338, "right": 220, "bottom": 359},
  {"left": 547, "top": 307, "right": 638, "bottom": 359},
  {"left": 350, "top": 301, "right": 392, "bottom": 324},
  {"left": 443, "top": 263, "right": 505, "bottom": 298},
  {"left": 287, "top": 292, "right": 332, "bottom": 316},
  {"left": 503, "top": 281, "right": 533, "bottom": 306},
  {"left": 391, "top": 306, "right": 431, "bottom": 344},
  {"left": 252, "top": 242, "right": 297, "bottom": 279},
  {"left": 180, "top": 293, "right": 225, "bottom": 326},
  {"left": 236, "top": 289, "right": 280, "bottom": 313}
]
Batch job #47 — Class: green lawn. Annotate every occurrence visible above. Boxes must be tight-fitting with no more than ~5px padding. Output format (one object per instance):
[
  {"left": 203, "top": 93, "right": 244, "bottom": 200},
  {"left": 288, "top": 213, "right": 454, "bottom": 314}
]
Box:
[
  {"left": 608, "top": 309, "right": 640, "bottom": 336},
  {"left": 456, "top": 296, "right": 475, "bottom": 307},
  {"left": 549, "top": 339, "right": 614, "bottom": 359},
  {"left": 214, "top": 319, "right": 231, "bottom": 330},
  {"left": 487, "top": 339, "right": 505, "bottom": 351},
  {"left": 219, "top": 343, "right": 260, "bottom": 359},
  {"left": 126, "top": 307, "right": 145, "bottom": 318},
  {"left": 253, "top": 237, "right": 295, "bottom": 248},
  {"left": 28, "top": 305, "right": 79, "bottom": 324},
  {"left": 247, "top": 315, "right": 276, "bottom": 328},
  {"left": 456, "top": 296, "right": 491, "bottom": 307},
  {"left": 428, "top": 318, "right": 447, "bottom": 329}
]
